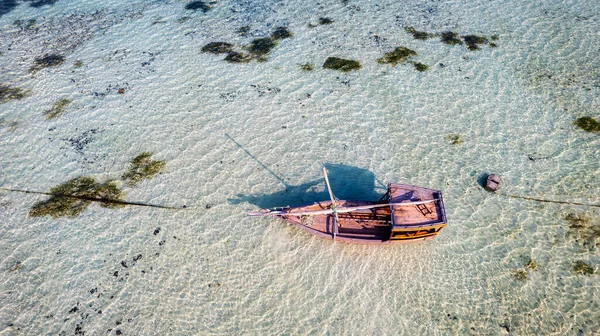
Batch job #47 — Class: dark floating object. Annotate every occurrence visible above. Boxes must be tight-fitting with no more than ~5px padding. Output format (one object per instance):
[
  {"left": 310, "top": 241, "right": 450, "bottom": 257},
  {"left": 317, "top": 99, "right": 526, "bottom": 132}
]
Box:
[
  {"left": 201, "top": 42, "right": 233, "bottom": 54},
  {"left": 271, "top": 26, "right": 293, "bottom": 40},
  {"left": 323, "top": 57, "right": 361, "bottom": 72},
  {"left": 249, "top": 168, "right": 447, "bottom": 244},
  {"left": 185, "top": 0, "right": 210, "bottom": 12},
  {"left": 484, "top": 174, "right": 501, "bottom": 192}
]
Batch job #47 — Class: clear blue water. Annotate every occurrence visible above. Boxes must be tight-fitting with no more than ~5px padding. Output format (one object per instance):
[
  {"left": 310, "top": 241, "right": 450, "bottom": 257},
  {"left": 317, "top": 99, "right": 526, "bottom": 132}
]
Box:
[{"left": 1, "top": 0, "right": 599, "bottom": 334}]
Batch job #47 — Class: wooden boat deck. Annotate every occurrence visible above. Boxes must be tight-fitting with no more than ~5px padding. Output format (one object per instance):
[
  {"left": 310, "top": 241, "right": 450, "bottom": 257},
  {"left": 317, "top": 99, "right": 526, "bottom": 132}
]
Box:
[{"left": 254, "top": 183, "right": 447, "bottom": 244}]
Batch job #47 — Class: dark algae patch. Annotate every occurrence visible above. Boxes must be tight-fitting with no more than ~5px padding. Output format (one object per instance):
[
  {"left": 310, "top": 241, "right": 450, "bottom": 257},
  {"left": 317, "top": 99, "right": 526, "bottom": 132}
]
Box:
[
  {"left": 405, "top": 26, "right": 431, "bottom": 40},
  {"left": 572, "top": 260, "right": 594, "bottom": 275},
  {"left": 271, "top": 27, "right": 293, "bottom": 40},
  {"left": 413, "top": 62, "right": 428, "bottom": 72},
  {"left": 300, "top": 63, "right": 314, "bottom": 71},
  {"left": 574, "top": 116, "right": 600, "bottom": 132},
  {"left": 201, "top": 42, "right": 233, "bottom": 54},
  {"left": 377, "top": 47, "right": 417, "bottom": 66},
  {"left": 122, "top": 152, "right": 166, "bottom": 187},
  {"left": 462, "top": 35, "right": 488, "bottom": 51},
  {"left": 44, "top": 98, "right": 72, "bottom": 119},
  {"left": 323, "top": 57, "right": 361, "bottom": 72},
  {"left": 440, "top": 31, "right": 462, "bottom": 45},
  {"left": 29, "top": 177, "right": 125, "bottom": 218},
  {"left": 185, "top": 1, "right": 210, "bottom": 12},
  {"left": 224, "top": 51, "right": 252, "bottom": 63},
  {"left": 0, "top": 84, "right": 27, "bottom": 103},
  {"left": 30, "top": 54, "right": 65, "bottom": 72},
  {"left": 248, "top": 37, "right": 277, "bottom": 56}
]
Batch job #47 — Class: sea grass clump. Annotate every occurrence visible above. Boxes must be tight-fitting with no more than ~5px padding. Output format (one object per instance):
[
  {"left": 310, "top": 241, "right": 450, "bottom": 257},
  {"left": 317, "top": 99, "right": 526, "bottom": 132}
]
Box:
[
  {"left": 224, "top": 51, "right": 252, "bottom": 63},
  {"left": 377, "top": 47, "right": 417, "bottom": 66},
  {"left": 405, "top": 27, "right": 431, "bottom": 40},
  {"left": 122, "top": 152, "right": 166, "bottom": 187},
  {"left": 512, "top": 269, "right": 528, "bottom": 281},
  {"left": 44, "top": 98, "right": 72, "bottom": 119},
  {"left": 413, "top": 62, "right": 428, "bottom": 72},
  {"left": 29, "top": 177, "right": 124, "bottom": 218},
  {"left": 440, "top": 31, "right": 462, "bottom": 45},
  {"left": 29, "top": 54, "right": 65, "bottom": 72},
  {"left": 300, "top": 63, "right": 314, "bottom": 71},
  {"left": 574, "top": 116, "right": 600, "bottom": 133},
  {"left": 0, "top": 84, "right": 26, "bottom": 103},
  {"left": 271, "top": 27, "right": 293, "bottom": 40},
  {"left": 248, "top": 37, "right": 277, "bottom": 56},
  {"left": 565, "top": 213, "right": 600, "bottom": 248},
  {"left": 572, "top": 260, "right": 594, "bottom": 275},
  {"left": 323, "top": 57, "right": 361, "bottom": 72},
  {"left": 201, "top": 42, "right": 233, "bottom": 54},
  {"left": 185, "top": 1, "right": 210, "bottom": 11},
  {"left": 444, "top": 134, "right": 463, "bottom": 145},
  {"left": 462, "top": 35, "right": 488, "bottom": 51}
]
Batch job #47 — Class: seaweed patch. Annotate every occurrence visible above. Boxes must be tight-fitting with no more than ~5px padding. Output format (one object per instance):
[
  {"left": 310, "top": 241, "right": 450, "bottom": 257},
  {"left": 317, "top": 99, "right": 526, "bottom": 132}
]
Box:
[
  {"left": 300, "top": 63, "right": 314, "bottom": 71},
  {"left": 323, "top": 57, "right": 361, "bottom": 72},
  {"left": 377, "top": 47, "right": 417, "bottom": 66},
  {"left": 574, "top": 116, "right": 600, "bottom": 133},
  {"left": 29, "top": 54, "right": 65, "bottom": 72},
  {"left": 572, "top": 260, "right": 594, "bottom": 275},
  {"left": 440, "top": 31, "right": 462, "bottom": 45},
  {"left": 248, "top": 37, "right": 277, "bottom": 56},
  {"left": 404, "top": 26, "right": 431, "bottom": 40},
  {"left": 271, "top": 27, "right": 293, "bottom": 40},
  {"left": 0, "top": 84, "right": 27, "bottom": 103},
  {"left": 185, "top": 1, "right": 210, "bottom": 12},
  {"left": 224, "top": 51, "right": 252, "bottom": 63},
  {"left": 44, "top": 98, "right": 72, "bottom": 119},
  {"left": 201, "top": 42, "right": 233, "bottom": 54},
  {"left": 122, "top": 152, "right": 166, "bottom": 187},
  {"left": 462, "top": 35, "right": 488, "bottom": 51},
  {"left": 29, "top": 177, "right": 125, "bottom": 218},
  {"left": 444, "top": 134, "right": 463, "bottom": 145},
  {"left": 412, "top": 62, "right": 428, "bottom": 72}
]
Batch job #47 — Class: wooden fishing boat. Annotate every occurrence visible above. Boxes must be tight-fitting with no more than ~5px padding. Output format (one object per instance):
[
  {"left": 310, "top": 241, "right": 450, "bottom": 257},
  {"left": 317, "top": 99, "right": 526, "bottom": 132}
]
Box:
[{"left": 249, "top": 169, "right": 447, "bottom": 244}]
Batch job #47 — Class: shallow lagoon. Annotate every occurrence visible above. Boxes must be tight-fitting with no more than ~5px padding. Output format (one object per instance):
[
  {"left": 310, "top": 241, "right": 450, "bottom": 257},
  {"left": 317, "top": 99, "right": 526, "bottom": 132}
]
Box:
[{"left": 1, "top": 0, "right": 599, "bottom": 334}]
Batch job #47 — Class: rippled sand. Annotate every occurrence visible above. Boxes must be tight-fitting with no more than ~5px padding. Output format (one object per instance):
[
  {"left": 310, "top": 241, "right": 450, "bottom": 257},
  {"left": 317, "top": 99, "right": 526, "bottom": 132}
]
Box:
[{"left": 1, "top": 0, "right": 599, "bottom": 334}]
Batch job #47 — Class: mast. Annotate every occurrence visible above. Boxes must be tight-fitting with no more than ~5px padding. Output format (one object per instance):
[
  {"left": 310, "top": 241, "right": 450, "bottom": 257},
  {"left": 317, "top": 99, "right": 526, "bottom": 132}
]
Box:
[{"left": 323, "top": 167, "right": 339, "bottom": 239}]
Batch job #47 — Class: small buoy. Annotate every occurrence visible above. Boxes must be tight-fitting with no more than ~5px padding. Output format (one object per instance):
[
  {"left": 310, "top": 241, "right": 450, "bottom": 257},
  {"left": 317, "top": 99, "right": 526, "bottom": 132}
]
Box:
[{"left": 484, "top": 174, "right": 501, "bottom": 192}]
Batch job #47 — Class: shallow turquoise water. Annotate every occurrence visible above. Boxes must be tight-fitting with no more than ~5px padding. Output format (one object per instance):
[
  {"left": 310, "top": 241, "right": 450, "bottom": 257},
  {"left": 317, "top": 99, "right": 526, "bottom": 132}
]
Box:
[{"left": 1, "top": 0, "right": 599, "bottom": 334}]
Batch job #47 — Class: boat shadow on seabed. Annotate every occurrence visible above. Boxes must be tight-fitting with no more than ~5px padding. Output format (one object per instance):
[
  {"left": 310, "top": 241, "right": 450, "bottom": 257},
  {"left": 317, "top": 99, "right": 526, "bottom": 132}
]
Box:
[{"left": 227, "top": 163, "right": 387, "bottom": 209}]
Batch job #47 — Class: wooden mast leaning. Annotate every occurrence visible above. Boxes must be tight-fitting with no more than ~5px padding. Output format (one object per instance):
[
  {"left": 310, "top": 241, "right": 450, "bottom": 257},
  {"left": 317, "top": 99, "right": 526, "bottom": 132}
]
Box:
[{"left": 323, "top": 167, "right": 339, "bottom": 239}]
